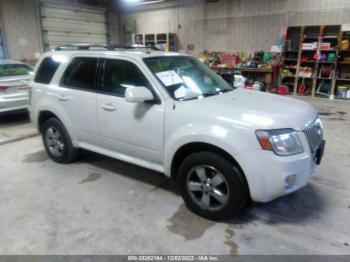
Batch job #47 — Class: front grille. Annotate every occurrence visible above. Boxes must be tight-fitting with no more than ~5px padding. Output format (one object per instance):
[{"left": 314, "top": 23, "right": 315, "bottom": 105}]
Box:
[{"left": 304, "top": 118, "right": 323, "bottom": 153}]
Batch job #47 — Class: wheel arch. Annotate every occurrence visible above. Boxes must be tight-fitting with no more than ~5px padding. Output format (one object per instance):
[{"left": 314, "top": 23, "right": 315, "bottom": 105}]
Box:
[
  {"left": 38, "top": 110, "right": 60, "bottom": 133},
  {"left": 170, "top": 142, "right": 251, "bottom": 200}
]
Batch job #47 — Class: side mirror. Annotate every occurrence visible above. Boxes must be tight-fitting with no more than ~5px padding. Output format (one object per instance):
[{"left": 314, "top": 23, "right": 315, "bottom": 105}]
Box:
[{"left": 125, "top": 86, "right": 154, "bottom": 103}]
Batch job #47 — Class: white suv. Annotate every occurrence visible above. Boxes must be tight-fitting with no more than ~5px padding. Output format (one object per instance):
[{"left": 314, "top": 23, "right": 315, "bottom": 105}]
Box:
[{"left": 30, "top": 45, "right": 325, "bottom": 220}]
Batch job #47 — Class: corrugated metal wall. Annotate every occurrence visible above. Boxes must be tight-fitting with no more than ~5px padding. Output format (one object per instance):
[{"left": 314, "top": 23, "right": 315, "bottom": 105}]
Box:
[
  {"left": 40, "top": 0, "right": 108, "bottom": 50},
  {"left": 0, "top": 0, "right": 42, "bottom": 60},
  {"left": 118, "top": 0, "right": 350, "bottom": 55}
]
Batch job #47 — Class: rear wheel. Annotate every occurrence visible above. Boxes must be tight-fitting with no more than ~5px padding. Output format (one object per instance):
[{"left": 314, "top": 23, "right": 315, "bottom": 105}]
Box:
[
  {"left": 178, "top": 151, "right": 247, "bottom": 220},
  {"left": 42, "top": 118, "right": 77, "bottom": 163}
]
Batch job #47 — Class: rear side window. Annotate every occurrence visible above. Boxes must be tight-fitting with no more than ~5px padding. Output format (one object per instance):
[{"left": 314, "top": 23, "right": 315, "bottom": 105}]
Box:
[
  {"left": 61, "top": 57, "right": 98, "bottom": 90},
  {"left": 34, "top": 57, "right": 60, "bottom": 84}
]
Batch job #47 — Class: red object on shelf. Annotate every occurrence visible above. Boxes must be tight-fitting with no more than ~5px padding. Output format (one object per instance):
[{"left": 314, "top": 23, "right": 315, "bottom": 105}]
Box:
[
  {"left": 221, "top": 53, "right": 239, "bottom": 66},
  {"left": 321, "top": 43, "right": 331, "bottom": 50},
  {"left": 278, "top": 85, "right": 288, "bottom": 95},
  {"left": 298, "top": 82, "right": 307, "bottom": 93}
]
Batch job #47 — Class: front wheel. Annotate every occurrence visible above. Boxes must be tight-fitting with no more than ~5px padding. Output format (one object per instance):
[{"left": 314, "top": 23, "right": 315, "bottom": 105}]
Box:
[{"left": 178, "top": 151, "right": 247, "bottom": 220}]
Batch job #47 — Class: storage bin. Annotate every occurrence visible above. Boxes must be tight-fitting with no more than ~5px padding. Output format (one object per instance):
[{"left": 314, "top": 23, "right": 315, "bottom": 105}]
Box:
[{"left": 337, "top": 85, "right": 349, "bottom": 98}]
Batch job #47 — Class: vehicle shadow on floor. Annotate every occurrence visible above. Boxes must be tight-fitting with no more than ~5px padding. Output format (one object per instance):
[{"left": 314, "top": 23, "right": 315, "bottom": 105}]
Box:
[
  {"left": 227, "top": 184, "right": 325, "bottom": 225},
  {"left": 0, "top": 112, "right": 30, "bottom": 127},
  {"left": 78, "top": 150, "right": 178, "bottom": 194},
  {"left": 79, "top": 150, "right": 325, "bottom": 225}
]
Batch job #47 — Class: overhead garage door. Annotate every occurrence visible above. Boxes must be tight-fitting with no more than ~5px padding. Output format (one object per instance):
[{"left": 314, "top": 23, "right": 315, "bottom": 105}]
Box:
[{"left": 40, "top": 0, "right": 108, "bottom": 50}]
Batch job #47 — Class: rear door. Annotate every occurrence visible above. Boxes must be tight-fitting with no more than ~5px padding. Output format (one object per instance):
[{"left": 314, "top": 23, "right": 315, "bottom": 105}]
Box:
[
  {"left": 55, "top": 56, "right": 100, "bottom": 145},
  {"left": 97, "top": 58, "right": 165, "bottom": 164}
]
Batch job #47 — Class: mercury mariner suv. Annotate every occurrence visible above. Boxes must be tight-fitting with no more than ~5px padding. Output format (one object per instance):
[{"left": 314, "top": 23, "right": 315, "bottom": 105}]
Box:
[{"left": 30, "top": 45, "right": 325, "bottom": 220}]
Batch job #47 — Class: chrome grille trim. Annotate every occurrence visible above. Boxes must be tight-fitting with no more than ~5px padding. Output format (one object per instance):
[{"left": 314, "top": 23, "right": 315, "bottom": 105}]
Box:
[{"left": 303, "top": 117, "right": 323, "bottom": 153}]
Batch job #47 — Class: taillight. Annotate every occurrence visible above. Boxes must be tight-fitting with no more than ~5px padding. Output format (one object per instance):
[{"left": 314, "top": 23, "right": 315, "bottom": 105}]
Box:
[{"left": 0, "top": 86, "right": 9, "bottom": 93}]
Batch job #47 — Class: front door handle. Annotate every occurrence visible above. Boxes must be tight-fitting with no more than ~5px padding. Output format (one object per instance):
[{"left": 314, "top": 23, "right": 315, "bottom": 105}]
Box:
[
  {"left": 102, "top": 103, "right": 116, "bottom": 112},
  {"left": 57, "top": 94, "right": 68, "bottom": 101}
]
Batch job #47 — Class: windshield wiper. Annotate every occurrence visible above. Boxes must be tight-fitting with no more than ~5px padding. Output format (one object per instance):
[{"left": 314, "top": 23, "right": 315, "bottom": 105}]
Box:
[
  {"left": 220, "top": 88, "right": 233, "bottom": 93},
  {"left": 201, "top": 92, "right": 219, "bottom": 97},
  {"left": 202, "top": 89, "right": 233, "bottom": 97},
  {"left": 181, "top": 89, "right": 234, "bottom": 101},
  {"left": 180, "top": 93, "right": 216, "bottom": 101}
]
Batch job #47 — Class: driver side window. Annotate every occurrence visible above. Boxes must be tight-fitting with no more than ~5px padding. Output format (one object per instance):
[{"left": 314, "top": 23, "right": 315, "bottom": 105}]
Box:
[{"left": 102, "top": 59, "right": 152, "bottom": 97}]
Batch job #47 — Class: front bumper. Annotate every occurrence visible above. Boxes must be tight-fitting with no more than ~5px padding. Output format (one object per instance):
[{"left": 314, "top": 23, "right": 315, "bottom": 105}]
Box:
[{"left": 237, "top": 133, "right": 325, "bottom": 203}]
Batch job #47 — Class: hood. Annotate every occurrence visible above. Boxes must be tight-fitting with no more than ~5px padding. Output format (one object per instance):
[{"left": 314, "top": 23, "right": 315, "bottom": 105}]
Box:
[{"left": 181, "top": 88, "right": 318, "bottom": 131}]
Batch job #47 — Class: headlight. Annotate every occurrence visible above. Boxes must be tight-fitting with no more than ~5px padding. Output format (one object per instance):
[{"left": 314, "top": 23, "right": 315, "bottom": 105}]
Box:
[{"left": 256, "top": 129, "right": 304, "bottom": 156}]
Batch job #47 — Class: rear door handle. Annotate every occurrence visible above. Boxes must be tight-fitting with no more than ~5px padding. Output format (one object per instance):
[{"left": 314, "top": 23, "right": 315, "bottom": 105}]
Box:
[
  {"left": 57, "top": 94, "right": 68, "bottom": 101},
  {"left": 102, "top": 103, "right": 116, "bottom": 112}
]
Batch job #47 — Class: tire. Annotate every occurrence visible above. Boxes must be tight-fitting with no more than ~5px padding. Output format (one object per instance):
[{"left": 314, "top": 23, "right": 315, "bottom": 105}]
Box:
[
  {"left": 178, "top": 151, "right": 247, "bottom": 221},
  {"left": 42, "top": 118, "right": 77, "bottom": 164}
]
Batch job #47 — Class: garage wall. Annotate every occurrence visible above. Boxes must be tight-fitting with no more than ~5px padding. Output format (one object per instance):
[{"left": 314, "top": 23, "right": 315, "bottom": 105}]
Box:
[
  {"left": 0, "top": 0, "right": 349, "bottom": 60},
  {"left": 0, "top": 0, "right": 42, "bottom": 60},
  {"left": 0, "top": 0, "right": 113, "bottom": 60},
  {"left": 108, "top": 4, "right": 120, "bottom": 44},
  {"left": 117, "top": 0, "right": 350, "bottom": 55}
]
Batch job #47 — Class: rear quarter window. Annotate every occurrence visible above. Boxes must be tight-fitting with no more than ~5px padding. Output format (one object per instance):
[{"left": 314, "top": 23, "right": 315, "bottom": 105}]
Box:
[
  {"left": 60, "top": 57, "right": 98, "bottom": 91},
  {"left": 34, "top": 57, "right": 60, "bottom": 84}
]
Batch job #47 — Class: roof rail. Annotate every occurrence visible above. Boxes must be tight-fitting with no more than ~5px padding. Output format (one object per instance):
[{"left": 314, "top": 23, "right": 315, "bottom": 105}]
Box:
[{"left": 53, "top": 44, "right": 160, "bottom": 51}]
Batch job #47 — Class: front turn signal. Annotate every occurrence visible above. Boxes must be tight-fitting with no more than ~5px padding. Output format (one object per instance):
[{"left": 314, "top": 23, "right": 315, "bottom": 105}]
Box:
[{"left": 256, "top": 130, "right": 272, "bottom": 150}]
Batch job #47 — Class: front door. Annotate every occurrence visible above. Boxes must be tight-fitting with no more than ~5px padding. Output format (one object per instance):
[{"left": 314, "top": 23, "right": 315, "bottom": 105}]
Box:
[{"left": 97, "top": 58, "right": 165, "bottom": 164}]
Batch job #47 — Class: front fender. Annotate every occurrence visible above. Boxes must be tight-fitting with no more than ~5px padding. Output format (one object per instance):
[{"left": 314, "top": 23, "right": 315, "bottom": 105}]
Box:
[{"left": 164, "top": 123, "right": 253, "bottom": 176}]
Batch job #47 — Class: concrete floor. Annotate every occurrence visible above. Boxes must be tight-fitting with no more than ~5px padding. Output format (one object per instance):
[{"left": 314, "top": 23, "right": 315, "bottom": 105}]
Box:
[{"left": 0, "top": 97, "right": 350, "bottom": 255}]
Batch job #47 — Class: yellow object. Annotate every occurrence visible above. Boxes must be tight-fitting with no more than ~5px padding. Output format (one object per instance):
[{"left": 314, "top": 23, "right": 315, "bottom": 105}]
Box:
[
  {"left": 340, "top": 40, "right": 349, "bottom": 50},
  {"left": 198, "top": 53, "right": 208, "bottom": 63}
]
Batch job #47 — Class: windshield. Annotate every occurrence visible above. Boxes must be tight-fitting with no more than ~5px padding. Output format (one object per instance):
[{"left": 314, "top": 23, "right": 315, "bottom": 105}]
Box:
[
  {"left": 0, "top": 64, "right": 33, "bottom": 77},
  {"left": 144, "top": 56, "right": 233, "bottom": 101}
]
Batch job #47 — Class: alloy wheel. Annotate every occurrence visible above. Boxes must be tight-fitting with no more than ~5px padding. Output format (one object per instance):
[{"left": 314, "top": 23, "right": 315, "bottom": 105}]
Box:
[
  {"left": 186, "top": 165, "right": 230, "bottom": 211},
  {"left": 45, "top": 127, "right": 64, "bottom": 157}
]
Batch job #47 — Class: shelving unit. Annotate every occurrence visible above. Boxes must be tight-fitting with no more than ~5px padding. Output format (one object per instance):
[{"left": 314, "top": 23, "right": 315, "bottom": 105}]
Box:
[
  {"left": 336, "top": 30, "right": 350, "bottom": 99},
  {"left": 132, "top": 33, "right": 177, "bottom": 51},
  {"left": 280, "top": 25, "right": 350, "bottom": 100},
  {"left": 145, "top": 34, "right": 156, "bottom": 48},
  {"left": 133, "top": 34, "right": 144, "bottom": 45}
]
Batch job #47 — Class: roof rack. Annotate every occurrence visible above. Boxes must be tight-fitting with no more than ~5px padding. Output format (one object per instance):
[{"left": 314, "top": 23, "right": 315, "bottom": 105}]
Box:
[{"left": 53, "top": 44, "right": 160, "bottom": 51}]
